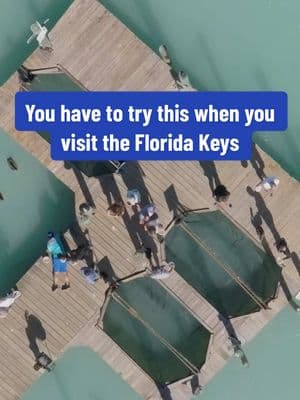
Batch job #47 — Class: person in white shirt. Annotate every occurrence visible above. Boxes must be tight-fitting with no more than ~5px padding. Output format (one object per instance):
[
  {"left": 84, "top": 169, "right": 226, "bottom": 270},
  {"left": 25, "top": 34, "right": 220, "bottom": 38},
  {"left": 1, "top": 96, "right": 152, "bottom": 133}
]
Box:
[
  {"left": 126, "top": 189, "right": 141, "bottom": 208},
  {"left": 139, "top": 204, "right": 158, "bottom": 227},
  {"left": 255, "top": 176, "right": 280, "bottom": 195}
]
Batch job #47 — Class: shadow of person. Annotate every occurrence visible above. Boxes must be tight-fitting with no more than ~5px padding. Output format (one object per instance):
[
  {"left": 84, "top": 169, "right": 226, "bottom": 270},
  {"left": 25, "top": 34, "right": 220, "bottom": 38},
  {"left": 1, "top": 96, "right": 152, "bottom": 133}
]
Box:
[
  {"left": 133, "top": 213, "right": 160, "bottom": 267},
  {"left": 218, "top": 314, "right": 249, "bottom": 366},
  {"left": 155, "top": 383, "right": 173, "bottom": 400},
  {"left": 250, "top": 206, "right": 263, "bottom": 228},
  {"left": 68, "top": 222, "right": 94, "bottom": 267},
  {"left": 98, "top": 174, "right": 120, "bottom": 207},
  {"left": 249, "top": 207, "right": 265, "bottom": 240},
  {"left": 96, "top": 256, "right": 119, "bottom": 284},
  {"left": 290, "top": 252, "right": 300, "bottom": 276},
  {"left": 278, "top": 274, "right": 300, "bottom": 311},
  {"left": 218, "top": 314, "right": 238, "bottom": 338},
  {"left": 241, "top": 144, "right": 265, "bottom": 180},
  {"left": 71, "top": 166, "right": 96, "bottom": 209},
  {"left": 190, "top": 375, "right": 202, "bottom": 395},
  {"left": 99, "top": 173, "right": 146, "bottom": 251},
  {"left": 120, "top": 161, "right": 152, "bottom": 204},
  {"left": 251, "top": 143, "right": 265, "bottom": 180},
  {"left": 164, "top": 184, "right": 181, "bottom": 217},
  {"left": 246, "top": 186, "right": 281, "bottom": 242},
  {"left": 260, "top": 239, "right": 300, "bottom": 311},
  {"left": 199, "top": 161, "right": 221, "bottom": 195},
  {"left": 25, "top": 311, "right": 46, "bottom": 359}
]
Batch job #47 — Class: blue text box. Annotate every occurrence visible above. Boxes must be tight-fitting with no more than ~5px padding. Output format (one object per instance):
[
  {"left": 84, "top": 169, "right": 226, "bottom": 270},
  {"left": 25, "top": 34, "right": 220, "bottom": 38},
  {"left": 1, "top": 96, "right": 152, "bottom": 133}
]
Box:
[{"left": 15, "top": 91, "right": 288, "bottom": 160}]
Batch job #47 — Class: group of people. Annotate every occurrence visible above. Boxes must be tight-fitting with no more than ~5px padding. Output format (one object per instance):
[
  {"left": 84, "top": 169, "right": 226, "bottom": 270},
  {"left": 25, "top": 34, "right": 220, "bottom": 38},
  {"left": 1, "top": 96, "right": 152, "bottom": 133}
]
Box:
[
  {"left": 0, "top": 163, "right": 285, "bottom": 321},
  {"left": 45, "top": 229, "right": 102, "bottom": 291},
  {"left": 214, "top": 173, "right": 289, "bottom": 264},
  {"left": 107, "top": 188, "right": 165, "bottom": 241},
  {"left": 107, "top": 189, "right": 175, "bottom": 279},
  {"left": 44, "top": 188, "right": 171, "bottom": 291},
  {"left": 46, "top": 174, "right": 283, "bottom": 290},
  {"left": 213, "top": 175, "right": 280, "bottom": 208}
]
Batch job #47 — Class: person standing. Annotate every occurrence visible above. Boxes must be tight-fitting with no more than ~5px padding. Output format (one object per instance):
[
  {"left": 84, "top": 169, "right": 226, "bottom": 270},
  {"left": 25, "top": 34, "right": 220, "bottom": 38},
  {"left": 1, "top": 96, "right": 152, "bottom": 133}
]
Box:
[
  {"left": 52, "top": 254, "right": 70, "bottom": 291},
  {"left": 126, "top": 189, "right": 141, "bottom": 208},
  {"left": 255, "top": 176, "right": 280, "bottom": 196},
  {"left": 139, "top": 204, "right": 157, "bottom": 227}
]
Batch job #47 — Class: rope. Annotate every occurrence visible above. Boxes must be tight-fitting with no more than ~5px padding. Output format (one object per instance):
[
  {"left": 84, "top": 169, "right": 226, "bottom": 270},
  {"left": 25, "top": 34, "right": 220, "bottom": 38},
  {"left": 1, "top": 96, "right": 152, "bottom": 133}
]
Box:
[
  {"left": 180, "top": 222, "right": 269, "bottom": 310},
  {"left": 111, "top": 292, "right": 200, "bottom": 376},
  {"left": 96, "top": 286, "right": 114, "bottom": 328}
]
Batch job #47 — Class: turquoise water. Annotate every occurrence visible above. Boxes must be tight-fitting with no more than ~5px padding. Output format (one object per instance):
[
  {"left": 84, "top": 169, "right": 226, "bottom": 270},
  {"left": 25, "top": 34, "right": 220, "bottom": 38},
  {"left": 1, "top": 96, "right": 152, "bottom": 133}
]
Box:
[
  {"left": 100, "top": 0, "right": 300, "bottom": 180},
  {"left": 0, "top": 128, "right": 75, "bottom": 295},
  {"left": 22, "top": 347, "right": 142, "bottom": 400},
  {"left": 196, "top": 306, "right": 300, "bottom": 400},
  {"left": 0, "top": 0, "right": 72, "bottom": 85}
]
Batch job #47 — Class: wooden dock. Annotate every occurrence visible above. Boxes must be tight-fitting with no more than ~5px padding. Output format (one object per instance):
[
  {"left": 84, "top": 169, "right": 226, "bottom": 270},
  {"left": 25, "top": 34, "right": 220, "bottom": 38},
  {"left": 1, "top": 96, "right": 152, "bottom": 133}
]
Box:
[{"left": 1, "top": 1, "right": 300, "bottom": 399}]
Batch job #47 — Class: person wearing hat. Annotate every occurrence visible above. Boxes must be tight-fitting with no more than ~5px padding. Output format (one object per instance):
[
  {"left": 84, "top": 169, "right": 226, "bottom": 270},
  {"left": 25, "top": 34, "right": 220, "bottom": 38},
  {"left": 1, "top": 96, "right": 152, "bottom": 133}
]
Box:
[
  {"left": 255, "top": 176, "right": 280, "bottom": 196},
  {"left": 126, "top": 189, "right": 141, "bottom": 209}
]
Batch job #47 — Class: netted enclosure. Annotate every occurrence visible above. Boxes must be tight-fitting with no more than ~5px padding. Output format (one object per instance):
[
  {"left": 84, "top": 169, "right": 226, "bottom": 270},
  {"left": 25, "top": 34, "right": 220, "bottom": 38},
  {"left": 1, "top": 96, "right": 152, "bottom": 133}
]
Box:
[
  {"left": 26, "top": 70, "right": 124, "bottom": 177},
  {"left": 102, "top": 278, "right": 211, "bottom": 384},
  {"left": 165, "top": 211, "right": 281, "bottom": 318}
]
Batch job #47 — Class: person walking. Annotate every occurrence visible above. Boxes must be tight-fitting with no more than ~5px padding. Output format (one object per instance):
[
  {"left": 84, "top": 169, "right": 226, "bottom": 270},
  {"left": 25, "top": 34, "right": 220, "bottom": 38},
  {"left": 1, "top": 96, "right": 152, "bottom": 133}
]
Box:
[{"left": 255, "top": 176, "right": 280, "bottom": 196}]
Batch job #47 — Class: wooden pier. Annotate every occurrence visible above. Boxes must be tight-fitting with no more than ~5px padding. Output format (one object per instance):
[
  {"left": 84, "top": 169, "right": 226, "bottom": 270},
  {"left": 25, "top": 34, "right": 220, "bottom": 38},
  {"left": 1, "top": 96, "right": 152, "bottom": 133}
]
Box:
[{"left": 0, "top": 1, "right": 300, "bottom": 399}]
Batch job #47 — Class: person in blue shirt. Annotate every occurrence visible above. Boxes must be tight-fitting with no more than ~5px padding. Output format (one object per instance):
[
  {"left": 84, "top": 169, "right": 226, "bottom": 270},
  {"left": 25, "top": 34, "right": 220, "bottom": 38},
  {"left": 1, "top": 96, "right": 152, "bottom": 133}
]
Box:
[
  {"left": 51, "top": 254, "right": 70, "bottom": 291},
  {"left": 47, "top": 232, "right": 65, "bottom": 258},
  {"left": 47, "top": 232, "right": 70, "bottom": 291}
]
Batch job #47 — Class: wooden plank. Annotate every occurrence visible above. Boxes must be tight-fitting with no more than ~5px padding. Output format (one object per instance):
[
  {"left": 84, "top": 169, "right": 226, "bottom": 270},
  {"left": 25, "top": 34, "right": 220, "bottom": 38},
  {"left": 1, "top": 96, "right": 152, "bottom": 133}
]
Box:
[{"left": 0, "top": 0, "right": 300, "bottom": 399}]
